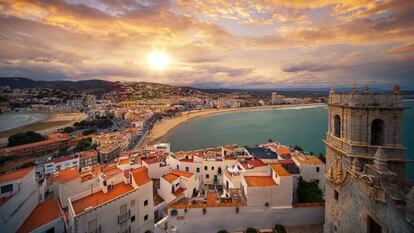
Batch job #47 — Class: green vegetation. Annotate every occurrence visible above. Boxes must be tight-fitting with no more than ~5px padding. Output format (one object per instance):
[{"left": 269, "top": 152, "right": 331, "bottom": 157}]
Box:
[
  {"left": 293, "top": 145, "right": 304, "bottom": 152},
  {"left": 8, "top": 131, "right": 45, "bottom": 147},
  {"left": 297, "top": 177, "right": 323, "bottom": 203},
  {"left": 246, "top": 228, "right": 258, "bottom": 233},
  {"left": 275, "top": 224, "right": 287, "bottom": 233},
  {"left": 318, "top": 152, "right": 326, "bottom": 163},
  {"left": 73, "top": 117, "right": 113, "bottom": 129},
  {"left": 82, "top": 128, "right": 97, "bottom": 136},
  {"left": 73, "top": 138, "right": 94, "bottom": 153},
  {"left": 63, "top": 126, "right": 74, "bottom": 133}
]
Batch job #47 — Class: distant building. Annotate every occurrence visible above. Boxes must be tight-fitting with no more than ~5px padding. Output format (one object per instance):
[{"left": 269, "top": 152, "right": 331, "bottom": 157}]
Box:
[
  {"left": 324, "top": 86, "right": 414, "bottom": 233},
  {"left": 271, "top": 92, "right": 284, "bottom": 105}
]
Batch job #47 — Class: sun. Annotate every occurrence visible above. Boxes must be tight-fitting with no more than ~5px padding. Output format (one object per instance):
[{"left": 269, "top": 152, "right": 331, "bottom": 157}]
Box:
[{"left": 147, "top": 51, "right": 170, "bottom": 70}]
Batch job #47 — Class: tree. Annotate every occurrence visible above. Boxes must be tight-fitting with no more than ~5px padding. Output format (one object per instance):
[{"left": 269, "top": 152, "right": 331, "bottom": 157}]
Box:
[
  {"left": 297, "top": 177, "right": 323, "bottom": 203},
  {"left": 73, "top": 138, "right": 92, "bottom": 152},
  {"left": 275, "top": 225, "right": 287, "bottom": 233},
  {"left": 8, "top": 131, "right": 45, "bottom": 147},
  {"left": 82, "top": 128, "right": 97, "bottom": 136},
  {"left": 293, "top": 145, "right": 304, "bottom": 152},
  {"left": 63, "top": 127, "right": 74, "bottom": 133},
  {"left": 318, "top": 153, "right": 326, "bottom": 163}
]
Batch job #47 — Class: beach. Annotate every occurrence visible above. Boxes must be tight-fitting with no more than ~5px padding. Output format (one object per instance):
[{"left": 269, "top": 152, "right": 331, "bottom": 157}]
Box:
[
  {"left": 141, "top": 103, "right": 326, "bottom": 146},
  {"left": 0, "top": 112, "right": 87, "bottom": 145}
]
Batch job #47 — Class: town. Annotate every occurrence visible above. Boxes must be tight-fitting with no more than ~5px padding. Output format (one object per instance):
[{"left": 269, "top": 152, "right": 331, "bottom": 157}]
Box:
[{"left": 0, "top": 85, "right": 413, "bottom": 233}]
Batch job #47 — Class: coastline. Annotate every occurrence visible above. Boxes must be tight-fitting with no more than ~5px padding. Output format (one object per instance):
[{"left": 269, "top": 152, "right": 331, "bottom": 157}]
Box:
[
  {"left": 141, "top": 103, "right": 326, "bottom": 146},
  {"left": 0, "top": 112, "right": 87, "bottom": 145}
]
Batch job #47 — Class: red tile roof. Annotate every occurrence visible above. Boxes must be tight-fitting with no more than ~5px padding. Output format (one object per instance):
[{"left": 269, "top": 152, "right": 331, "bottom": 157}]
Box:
[
  {"left": 244, "top": 176, "right": 277, "bottom": 187},
  {"left": 171, "top": 170, "right": 194, "bottom": 179},
  {"left": 53, "top": 155, "right": 76, "bottom": 164},
  {"left": 271, "top": 164, "right": 291, "bottom": 177},
  {"left": 17, "top": 199, "right": 62, "bottom": 233},
  {"left": 0, "top": 166, "right": 33, "bottom": 184},
  {"left": 53, "top": 167, "right": 79, "bottom": 183},
  {"left": 71, "top": 182, "right": 134, "bottom": 215},
  {"left": 131, "top": 167, "right": 151, "bottom": 186},
  {"left": 238, "top": 157, "right": 266, "bottom": 170}
]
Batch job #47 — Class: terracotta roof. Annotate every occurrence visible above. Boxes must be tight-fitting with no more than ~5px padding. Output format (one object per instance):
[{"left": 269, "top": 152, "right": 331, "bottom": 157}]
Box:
[
  {"left": 141, "top": 156, "right": 159, "bottom": 164},
  {"left": 275, "top": 148, "right": 292, "bottom": 156},
  {"left": 118, "top": 158, "right": 130, "bottom": 165},
  {"left": 171, "top": 170, "right": 194, "bottom": 179},
  {"left": 238, "top": 157, "right": 266, "bottom": 170},
  {"left": 131, "top": 167, "right": 151, "bottom": 186},
  {"left": 79, "top": 150, "right": 97, "bottom": 159},
  {"left": 53, "top": 167, "right": 79, "bottom": 183},
  {"left": 244, "top": 176, "right": 277, "bottom": 187},
  {"left": 271, "top": 164, "right": 291, "bottom": 177},
  {"left": 71, "top": 182, "right": 134, "bottom": 215},
  {"left": 53, "top": 155, "right": 76, "bottom": 164},
  {"left": 0, "top": 166, "right": 33, "bottom": 184},
  {"left": 173, "top": 187, "right": 185, "bottom": 197},
  {"left": 293, "top": 154, "right": 324, "bottom": 165},
  {"left": 17, "top": 199, "right": 62, "bottom": 233},
  {"left": 162, "top": 173, "right": 180, "bottom": 183}
]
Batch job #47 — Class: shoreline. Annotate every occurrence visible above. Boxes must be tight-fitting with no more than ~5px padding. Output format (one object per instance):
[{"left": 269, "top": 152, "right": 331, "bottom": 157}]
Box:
[
  {"left": 141, "top": 103, "right": 326, "bottom": 146},
  {"left": 0, "top": 112, "right": 87, "bottom": 145}
]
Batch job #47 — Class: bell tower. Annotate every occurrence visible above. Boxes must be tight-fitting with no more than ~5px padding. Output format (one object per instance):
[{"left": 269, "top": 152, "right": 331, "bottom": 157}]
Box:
[{"left": 324, "top": 85, "right": 414, "bottom": 233}]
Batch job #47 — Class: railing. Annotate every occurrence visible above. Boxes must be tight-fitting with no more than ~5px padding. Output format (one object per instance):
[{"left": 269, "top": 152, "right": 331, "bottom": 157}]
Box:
[{"left": 118, "top": 210, "right": 131, "bottom": 224}]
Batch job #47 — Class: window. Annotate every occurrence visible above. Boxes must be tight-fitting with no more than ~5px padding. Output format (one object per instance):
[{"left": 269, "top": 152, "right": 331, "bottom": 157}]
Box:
[
  {"left": 334, "top": 115, "right": 341, "bottom": 138},
  {"left": 334, "top": 190, "right": 339, "bottom": 201},
  {"left": 368, "top": 215, "right": 382, "bottom": 233},
  {"left": 316, "top": 167, "right": 320, "bottom": 173},
  {"left": 196, "top": 168, "right": 200, "bottom": 173},
  {"left": 88, "top": 219, "right": 97, "bottom": 233},
  {"left": 144, "top": 214, "right": 148, "bottom": 221},
  {"left": 204, "top": 166, "right": 208, "bottom": 171},
  {"left": 185, "top": 167, "right": 189, "bottom": 172},
  {"left": 211, "top": 166, "right": 214, "bottom": 170},
  {"left": 371, "top": 119, "right": 385, "bottom": 146},
  {"left": 131, "top": 199, "right": 135, "bottom": 207},
  {"left": 206, "top": 174, "right": 210, "bottom": 179},
  {"left": 1, "top": 184, "right": 13, "bottom": 194},
  {"left": 144, "top": 199, "right": 148, "bottom": 206}
]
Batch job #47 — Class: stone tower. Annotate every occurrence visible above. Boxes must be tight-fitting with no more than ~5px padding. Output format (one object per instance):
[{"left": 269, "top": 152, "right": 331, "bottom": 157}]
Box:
[{"left": 324, "top": 85, "right": 414, "bottom": 233}]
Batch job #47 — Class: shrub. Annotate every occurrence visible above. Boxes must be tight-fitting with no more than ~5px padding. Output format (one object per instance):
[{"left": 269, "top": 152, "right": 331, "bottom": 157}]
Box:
[
  {"left": 82, "top": 128, "right": 97, "bottom": 136},
  {"left": 8, "top": 131, "right": 45, "bottom": 147},
  {"left": 246, "top": 228, "right": 257, "bottom": 233},
  {"left": 297, "top": 177, "right": 323, "bottom": 203},
  {"left": 275, "top": 224, "right": 287, "bottom": 233}
]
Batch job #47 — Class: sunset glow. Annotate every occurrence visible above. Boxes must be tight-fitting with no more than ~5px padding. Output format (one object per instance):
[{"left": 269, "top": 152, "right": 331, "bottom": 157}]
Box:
[{"left": 147, "top": 51, "right": 170, "bottom": 71}]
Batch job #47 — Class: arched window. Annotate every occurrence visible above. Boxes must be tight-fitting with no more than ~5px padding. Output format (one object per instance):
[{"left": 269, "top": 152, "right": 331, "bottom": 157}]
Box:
[
  {"left": 334, "top": 115, "right": 341, "bottom": 138},
  {"left": 371, "top": 119, "right": 385, "bottom": 145}
]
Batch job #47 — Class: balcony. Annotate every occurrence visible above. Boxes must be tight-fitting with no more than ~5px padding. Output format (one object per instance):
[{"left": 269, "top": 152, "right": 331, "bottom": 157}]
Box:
[{"left": 118, "top": 210, "right": 131, "bottom": 224}]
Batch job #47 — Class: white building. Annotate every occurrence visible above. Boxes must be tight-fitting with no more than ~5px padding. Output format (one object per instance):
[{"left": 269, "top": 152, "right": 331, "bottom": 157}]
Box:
[
  {"left": 67, "top": 166, "right": 154, "bottom": 233},
  {"left": 271, "top": 92, "right": 284, "bottom": 105},
  {"left": 159, "top": 170, "right": 198, "bottom": 204}
]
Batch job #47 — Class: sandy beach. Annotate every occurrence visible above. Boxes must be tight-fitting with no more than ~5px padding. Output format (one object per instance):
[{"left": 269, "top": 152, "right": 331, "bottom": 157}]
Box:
[
  {"left": 0, "top": 112, "right": 87, "bottom": 145},
  {"left": 141, "top": 103, "right": 326, "bottom": 146}
]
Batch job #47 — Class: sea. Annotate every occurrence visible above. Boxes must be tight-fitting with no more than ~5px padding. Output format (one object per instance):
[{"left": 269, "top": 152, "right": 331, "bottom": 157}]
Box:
[
  {"left": 163, "top": 100, "right": 414, "bottom": 179},
  {"left": 0, "top": 112, "right": 48, "bottom": 132}
]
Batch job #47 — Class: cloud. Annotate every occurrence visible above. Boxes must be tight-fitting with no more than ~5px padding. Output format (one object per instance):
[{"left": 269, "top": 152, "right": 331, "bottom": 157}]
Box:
[{"left": 0, "top": 0, "right": 413, "bottom": 88}]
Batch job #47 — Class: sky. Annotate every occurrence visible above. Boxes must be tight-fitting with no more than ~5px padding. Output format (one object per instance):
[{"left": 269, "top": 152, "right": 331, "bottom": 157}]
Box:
[{"left": 0, "top": 0, "right": 413, "bottom": 89}]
